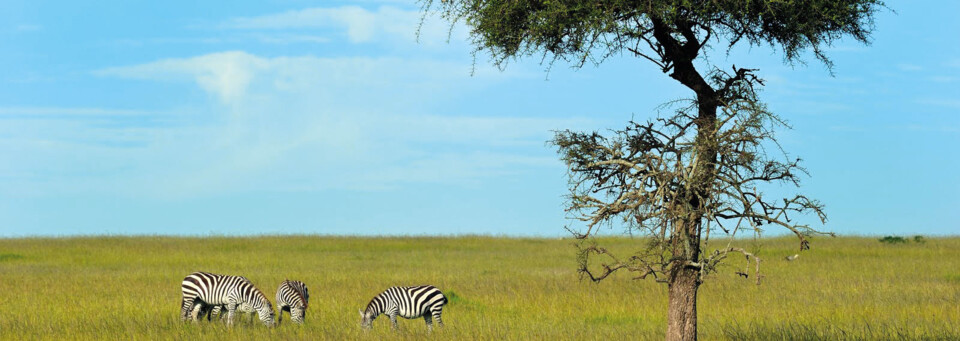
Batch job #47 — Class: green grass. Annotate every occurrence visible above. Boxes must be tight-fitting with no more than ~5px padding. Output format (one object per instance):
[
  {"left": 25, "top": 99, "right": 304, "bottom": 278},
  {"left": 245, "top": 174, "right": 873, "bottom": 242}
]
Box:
[{"left": 0, "top": 236, "right": 957, "bottom": 340}]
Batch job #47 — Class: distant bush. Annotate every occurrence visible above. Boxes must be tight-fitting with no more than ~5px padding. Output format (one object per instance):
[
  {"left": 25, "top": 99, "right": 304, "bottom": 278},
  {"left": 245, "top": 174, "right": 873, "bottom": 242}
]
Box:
[
  {"left": 879, "top": 236, "right": 908, "bottom": 244},
  {"left": 878, "top": 235, "right": 926, "bottom": 245},
  {"left": 445, "top": 290, "right": 462, "bottom": 305},
  {"left": 0, "top": 253, "right": 23, "bottom": 262}
]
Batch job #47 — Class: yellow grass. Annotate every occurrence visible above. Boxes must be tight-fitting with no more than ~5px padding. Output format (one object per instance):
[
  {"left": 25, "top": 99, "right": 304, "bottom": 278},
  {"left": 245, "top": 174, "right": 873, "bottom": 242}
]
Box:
[{"left": 0, "top": 236, "right": 957, "bottom": 340}]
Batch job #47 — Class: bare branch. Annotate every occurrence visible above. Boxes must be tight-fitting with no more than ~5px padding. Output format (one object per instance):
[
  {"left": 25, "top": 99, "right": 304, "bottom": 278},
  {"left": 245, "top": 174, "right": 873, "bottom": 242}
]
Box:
[{"left": 554, "top": 73, "right": 828, "bottom": 283}]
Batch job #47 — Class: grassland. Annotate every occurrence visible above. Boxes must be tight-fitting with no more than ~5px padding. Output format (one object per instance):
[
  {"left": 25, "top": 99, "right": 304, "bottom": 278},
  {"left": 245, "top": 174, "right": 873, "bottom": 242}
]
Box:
[{"left": 0, "top": 235, "right": 957, "bottom": 340}]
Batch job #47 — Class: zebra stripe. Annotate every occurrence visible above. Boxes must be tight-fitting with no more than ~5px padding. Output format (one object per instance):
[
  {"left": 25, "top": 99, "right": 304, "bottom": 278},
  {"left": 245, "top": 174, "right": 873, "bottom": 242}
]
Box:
[
  {"left": 360, "top": 285, "right": 447, "bottom": 330},
  {"left": 276, "top": 279, "right": 309, "bottom": 325},
  {"left": 180, "top": 271, "right": 275, "bottom": 326}
]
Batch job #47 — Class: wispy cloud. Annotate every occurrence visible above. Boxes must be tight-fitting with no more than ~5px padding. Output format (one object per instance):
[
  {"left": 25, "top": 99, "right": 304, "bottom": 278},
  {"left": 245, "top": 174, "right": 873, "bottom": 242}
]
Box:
[
  {"left": 95, "top": 51, "right": 518, "bottom": 105},
  {"left": 222, "top": 6, "right": 414, "bottom": 43},
  {"left": 219, "top": 5, "right": 461, "bottom": 46},
  {"left": 96, "top": 51, "right": 266, "bottom": 104},
  {"left": 20, "top": 50, "right": 586, "bottom": 198}
]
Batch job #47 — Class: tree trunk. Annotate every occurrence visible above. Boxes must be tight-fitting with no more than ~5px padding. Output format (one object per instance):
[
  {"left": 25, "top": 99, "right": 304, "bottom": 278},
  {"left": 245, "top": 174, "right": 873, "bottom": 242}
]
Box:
[
  {"left": 663, "top": 93, "right": 715, "bottom": 341},
  {"left": 666, "top": 265, "right": 700, "bottom": 341},
  {"left": 650, "top": 17, "right": 716, "bottom": 341},
  {"left": 665, "top": 217, "right": 703, "bottom": 341}
]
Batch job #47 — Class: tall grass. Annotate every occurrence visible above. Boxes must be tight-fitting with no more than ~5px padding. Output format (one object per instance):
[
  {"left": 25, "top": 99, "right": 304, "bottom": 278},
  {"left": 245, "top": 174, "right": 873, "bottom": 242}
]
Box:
[{"left": 0, "top": 236, "right": 956, "bottom": 340}]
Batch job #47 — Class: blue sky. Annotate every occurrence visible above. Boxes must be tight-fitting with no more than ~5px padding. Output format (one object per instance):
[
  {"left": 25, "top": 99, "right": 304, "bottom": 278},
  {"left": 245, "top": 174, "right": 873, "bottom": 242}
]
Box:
[{"left": 0, "top": 1, "right": 957, "bottom": 237}]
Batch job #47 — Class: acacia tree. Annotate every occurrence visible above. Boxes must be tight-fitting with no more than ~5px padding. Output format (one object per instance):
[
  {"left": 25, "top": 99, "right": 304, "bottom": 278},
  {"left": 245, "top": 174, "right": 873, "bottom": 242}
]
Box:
[{"left": 422, "top": 1, "right": 884, "bottom": 340}]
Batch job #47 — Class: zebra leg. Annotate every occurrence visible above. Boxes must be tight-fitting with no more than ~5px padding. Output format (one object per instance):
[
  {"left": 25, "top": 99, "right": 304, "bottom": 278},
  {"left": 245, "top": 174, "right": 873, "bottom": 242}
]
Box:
[
  {"left": 433, "top": 309, "right": 444, "bottom": 327},
  {"left": 424, "top": 315, "right": 433, "bottom": 331},
  {"left": 226, "top": 304, "right": 238, "bottom": 326},
  {"left": 292, "top": 308, "right": 304, "bottom": 324},
  {"left": 180, "top": 297, "right": 197, "bottom": 321},
  {"left": 389, "top": 314, "right": 399, "bottom": 330},
  {"left": 208, "top": 305, "right": 222, "bottom": 321},
  {"left": 189, "top": 303, "right": 205, "bottom": 321},
  {"left": 207, "top": 305, "right": 224, "bottom": 321},
  {"left": 208, "top": 305, "right": 219, "bottom": 321},
  {"left": 189, "top": 301, "right": 208, "bottom": 322}
]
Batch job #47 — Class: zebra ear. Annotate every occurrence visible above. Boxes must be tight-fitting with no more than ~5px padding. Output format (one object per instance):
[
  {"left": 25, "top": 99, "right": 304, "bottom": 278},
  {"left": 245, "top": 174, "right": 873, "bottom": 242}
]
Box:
[{"left": 358, "top": 309, "right": 364, "bottom": 317}]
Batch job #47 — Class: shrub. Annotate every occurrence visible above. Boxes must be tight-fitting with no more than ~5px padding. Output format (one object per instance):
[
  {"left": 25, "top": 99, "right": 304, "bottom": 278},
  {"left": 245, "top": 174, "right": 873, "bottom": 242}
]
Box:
[
  {"left": 878, "top": 236, "right": 908, "bottom": 244},
  {"left": 0, "top": 253, "right": 23, "bottom": 262},
  {"left": 445, "top": 290, "right": 462, "bottom": 305}
]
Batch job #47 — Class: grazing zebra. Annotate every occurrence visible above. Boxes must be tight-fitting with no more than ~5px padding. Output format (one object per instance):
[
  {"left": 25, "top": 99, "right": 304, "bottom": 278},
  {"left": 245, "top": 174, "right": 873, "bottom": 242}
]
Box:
[
  {"left": 180, "top": 271, "right": 275, "bottom": 326},
  {"left": 191, "top": 276, "right": 257, "bottom": 322},
  {"left": 359, "top": 285, "right": 447, "bottom": 331},
  {"left": 186, "top": 276, "right": 259, "bottom": 323},
  {"left": 276, "top": 280, "right": 309, "bottom": 325}
]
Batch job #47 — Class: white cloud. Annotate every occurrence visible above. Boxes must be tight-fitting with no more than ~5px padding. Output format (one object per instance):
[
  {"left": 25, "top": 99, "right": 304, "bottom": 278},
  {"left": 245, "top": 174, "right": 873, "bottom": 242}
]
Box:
[
  {"left": 220, "top": 5, "right": 463, "bottom": 46},
  {"left": 54, "top": 51, "right": 586, "bottom": 197},
  {"left": 225, "top": 6, "right": 400, "bottom": 43},
  {"left": 96, "top": 51, "right": 266, "bottom": 104},
  {"left": 95, "top": 51, "right": 518, "bottom": 106}
]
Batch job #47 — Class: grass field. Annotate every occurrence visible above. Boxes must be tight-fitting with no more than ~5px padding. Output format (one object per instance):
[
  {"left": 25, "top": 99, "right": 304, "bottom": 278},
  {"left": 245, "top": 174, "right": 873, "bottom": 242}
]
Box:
[{"left": 0, "top": 235, "right": 957, "bottom": 340}]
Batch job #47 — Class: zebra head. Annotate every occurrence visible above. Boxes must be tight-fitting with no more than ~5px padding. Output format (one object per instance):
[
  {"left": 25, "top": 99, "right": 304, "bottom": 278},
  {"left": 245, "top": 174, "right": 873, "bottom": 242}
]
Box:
[
  {"left": 257, "top": 301, "right": 276, "bottom": 327},
  {"left": 359, "top": 309, "right": 375, "bottom": 330},
  {"left": 291, "top": 307, "right": 306, "bottom": 324},
  {"left": 247, "top": 289, "right": 275, "bottom": 327}
]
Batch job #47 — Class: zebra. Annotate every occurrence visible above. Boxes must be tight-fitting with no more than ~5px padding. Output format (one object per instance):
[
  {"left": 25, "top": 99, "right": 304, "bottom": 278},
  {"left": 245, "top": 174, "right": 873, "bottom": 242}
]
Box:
[
  {"left": 191, "top": 276, "right": 258, "bottom": 322},
  {"left": 180, "top": 271, "right": 275, "bottom": 326},
  {"left": 276, "top": 279, "right": 309, "bottom": 325},
  {"left": 359, "top": 285, "right": 447, "bottom": 331}
]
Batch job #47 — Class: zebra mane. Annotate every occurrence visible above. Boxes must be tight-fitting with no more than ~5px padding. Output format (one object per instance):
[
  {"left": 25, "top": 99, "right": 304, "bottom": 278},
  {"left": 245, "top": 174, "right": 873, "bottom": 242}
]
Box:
[
  {"left": 364, "top": 289, "right": 394, "bottom": 316},
  {"left": 364, "top": 297, "right": 379, "bottom": 316},
  {"left": 299, "top": 287, "right": 308, "bottom": 309},
  {"left": 291, "top": 280, "right": 308, "bottom": 309},
  {"left": 247, "top": 284, "right": 270, "bottom": 307}
]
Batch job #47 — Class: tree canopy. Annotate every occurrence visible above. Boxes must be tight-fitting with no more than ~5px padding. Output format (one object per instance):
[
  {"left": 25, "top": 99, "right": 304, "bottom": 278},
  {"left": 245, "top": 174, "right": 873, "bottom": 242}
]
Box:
[{"left": 432, "top": 0, "right": 882, "bottom": 71}]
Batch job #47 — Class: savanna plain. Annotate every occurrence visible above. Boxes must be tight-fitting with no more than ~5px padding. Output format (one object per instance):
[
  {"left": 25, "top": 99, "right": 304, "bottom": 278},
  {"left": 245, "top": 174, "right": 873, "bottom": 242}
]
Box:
[{"left": 0, "top": 236, "right": 957, "bottom": 340}]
